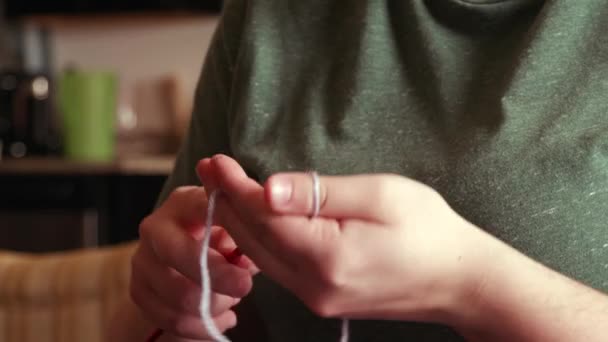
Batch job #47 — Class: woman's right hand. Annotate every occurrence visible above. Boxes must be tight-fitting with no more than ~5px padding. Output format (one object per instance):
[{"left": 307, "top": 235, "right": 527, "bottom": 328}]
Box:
[{"left": 130, "top": 159, "right": 258, "bottom": 340}]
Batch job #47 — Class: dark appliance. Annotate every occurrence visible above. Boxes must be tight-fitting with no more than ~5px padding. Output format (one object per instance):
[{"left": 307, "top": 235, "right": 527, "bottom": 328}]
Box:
[{"left": 0, "top": 70, "right": 61, "bottom": 159}]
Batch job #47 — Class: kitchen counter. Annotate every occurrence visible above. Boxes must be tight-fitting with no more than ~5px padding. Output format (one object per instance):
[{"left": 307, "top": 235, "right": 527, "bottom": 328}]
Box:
[{"left": 0, "top": 155, "right": 175, "bottom": 176}]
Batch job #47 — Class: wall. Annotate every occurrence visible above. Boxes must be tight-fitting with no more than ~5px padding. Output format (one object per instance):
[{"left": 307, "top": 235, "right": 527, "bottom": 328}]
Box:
[{"left": 38, "top": 15, "right": 219, "bottom": 155}]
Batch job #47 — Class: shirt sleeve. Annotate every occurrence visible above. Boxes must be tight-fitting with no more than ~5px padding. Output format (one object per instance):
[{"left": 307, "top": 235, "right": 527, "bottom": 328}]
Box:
[{"left": 156, "top": 0, "right": 247, "bottom": 205}]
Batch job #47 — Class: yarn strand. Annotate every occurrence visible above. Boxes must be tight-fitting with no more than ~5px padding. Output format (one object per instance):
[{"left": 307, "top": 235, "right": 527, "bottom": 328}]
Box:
[
  {"left": 200, "top": 184, "right": 349, "bottom": 342},
  {"left": 200, "top": 190, "right": 231, "bottom": 342},
  {"left": 340, "top": 319, "right": 350, "bottom": 342},
  {"left": 310, "top": 172, "right": 350, "bottom": 342}
]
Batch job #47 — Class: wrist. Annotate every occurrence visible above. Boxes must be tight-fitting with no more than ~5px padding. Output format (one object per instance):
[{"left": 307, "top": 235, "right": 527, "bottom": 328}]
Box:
[
  {"left": 445, "top": 223, "right": 547, "bottom": 342},
  {"left": 436, "top": 218, "right": 519, "bottom": 338},
  {"left": 398, "top": 215, "right": 504, "bottom": 331}
]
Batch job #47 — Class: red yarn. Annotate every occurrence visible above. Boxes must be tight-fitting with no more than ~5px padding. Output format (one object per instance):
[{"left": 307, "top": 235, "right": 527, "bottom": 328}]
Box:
[{"left": 224, "top": 247, "right": 243, "bottom": 264}]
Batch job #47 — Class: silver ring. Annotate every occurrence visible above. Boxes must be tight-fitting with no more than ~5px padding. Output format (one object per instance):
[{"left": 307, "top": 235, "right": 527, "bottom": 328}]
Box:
[{"left": 310, "top": 171, "right": 320, "bottom": 218}]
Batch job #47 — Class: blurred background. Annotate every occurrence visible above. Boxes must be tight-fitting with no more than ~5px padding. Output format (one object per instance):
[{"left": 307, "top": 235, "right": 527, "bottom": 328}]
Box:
[
  {"left": 0, "top": 3, "right": 224, "bottom": 341},
  {"left": 0, "top": 0, "right": 221, "bottom": 252}
]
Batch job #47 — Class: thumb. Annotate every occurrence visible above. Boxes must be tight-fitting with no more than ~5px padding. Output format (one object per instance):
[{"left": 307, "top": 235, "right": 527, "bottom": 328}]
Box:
[{"left": 264, "top": 173, "right": 400, "bottom": 222}]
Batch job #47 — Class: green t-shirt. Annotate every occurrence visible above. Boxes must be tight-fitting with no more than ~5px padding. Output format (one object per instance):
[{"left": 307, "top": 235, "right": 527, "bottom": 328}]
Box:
[{"left": 160, "top": 0, "right": 608, "bottom": 340}]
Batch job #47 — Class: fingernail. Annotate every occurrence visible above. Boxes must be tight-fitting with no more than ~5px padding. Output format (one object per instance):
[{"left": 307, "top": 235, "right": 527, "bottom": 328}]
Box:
[{"left": 270, "top": 176, "right": 293, "bottom": 207}]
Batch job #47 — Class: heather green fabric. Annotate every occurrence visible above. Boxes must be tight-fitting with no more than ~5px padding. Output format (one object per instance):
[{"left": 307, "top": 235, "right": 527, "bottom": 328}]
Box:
[{"left": 159, "top": 1, "right": 608, "bottom": 340}]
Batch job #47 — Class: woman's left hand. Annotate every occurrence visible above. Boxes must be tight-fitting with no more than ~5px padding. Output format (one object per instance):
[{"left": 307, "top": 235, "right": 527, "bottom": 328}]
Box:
[{"left": 199, "top": 155, "right": 498, "bottom": 328}]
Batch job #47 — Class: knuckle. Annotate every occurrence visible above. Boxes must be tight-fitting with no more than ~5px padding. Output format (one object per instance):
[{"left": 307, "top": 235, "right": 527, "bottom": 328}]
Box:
[
  {"left": 373, "top": 175, "right": 399, "bottom": 203},
  {"left": 307, "top": 292, "right": 340, "bottom": 318},
  {"left": 305, "top": 259, "right": 347, "bottom": 318},
  {"left": 370, "top": 174, "right": 408, "bottom": 218},
  {"left": 318, "top": 258, "right": 348, "bottom": 293}
]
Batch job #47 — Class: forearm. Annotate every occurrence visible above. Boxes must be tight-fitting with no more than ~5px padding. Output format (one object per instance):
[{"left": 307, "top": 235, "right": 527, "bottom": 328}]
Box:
[{"left": 457, "top": 229, "right": 608, "bottom": 342}]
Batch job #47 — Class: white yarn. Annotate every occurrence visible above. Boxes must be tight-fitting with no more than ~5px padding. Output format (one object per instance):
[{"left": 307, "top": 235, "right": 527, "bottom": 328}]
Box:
[
  {"left": 310, "top": 172, "right": 350, "bottom": 342},
  {"left": 200, "top": 178, "right": 349, "bottom": 342},
  {"left": 340, "top": 318, "right": 350, "bottom": 342},
  {"left": 200, "top": 190, "right": 231, "bottom": 342}
]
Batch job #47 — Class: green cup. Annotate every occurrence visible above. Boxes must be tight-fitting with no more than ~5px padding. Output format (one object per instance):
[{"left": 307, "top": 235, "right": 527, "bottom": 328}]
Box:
[{"left": 59, "top": 70, "right": 117, "bottom": 162}]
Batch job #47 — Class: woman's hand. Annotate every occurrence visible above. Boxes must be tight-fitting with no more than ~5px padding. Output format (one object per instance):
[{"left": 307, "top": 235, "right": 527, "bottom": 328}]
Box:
[
  {"left": 129, "top": 159, "right": 257, "bottom": 340},
  {"left": 203, "top": 154, "right": 495, "bottom": 328}
]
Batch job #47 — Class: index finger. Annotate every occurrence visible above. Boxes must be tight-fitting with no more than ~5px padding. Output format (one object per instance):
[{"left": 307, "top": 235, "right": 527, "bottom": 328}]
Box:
[
  {"left": 141, "top": 187, "right": 252, "bottom": 294},
  {"left": 210, "top": 155, "right": 342, "bottom": 258},
  {"left": 159, "top": 186, "right": 209, "bottom": 229}
]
